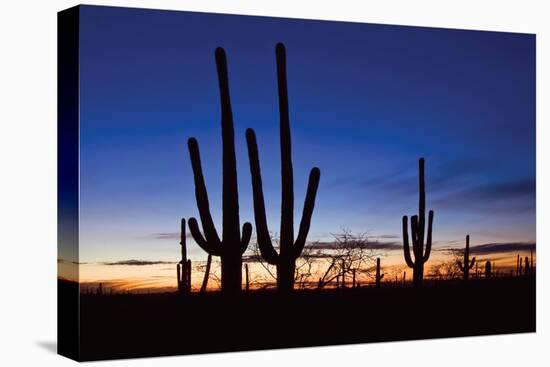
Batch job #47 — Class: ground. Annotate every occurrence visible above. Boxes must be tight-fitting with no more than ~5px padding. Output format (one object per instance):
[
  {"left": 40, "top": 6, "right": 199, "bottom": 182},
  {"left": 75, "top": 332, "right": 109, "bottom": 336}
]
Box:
[{"left": 58, "top": 277, "right": 535, "bottom": 361}]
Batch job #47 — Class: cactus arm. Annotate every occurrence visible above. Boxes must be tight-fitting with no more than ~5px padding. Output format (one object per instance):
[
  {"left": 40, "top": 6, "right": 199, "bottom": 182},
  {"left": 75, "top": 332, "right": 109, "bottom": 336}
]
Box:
[
  {"left": 188, "top": 138, "right": 222, "bottom": 247},
  {"left": 457, "top": 260, "right": 464, "bottom": 272},
  {"left": 292, "top": 167, "right": 321, "bottom": 259},
  {"left": 240, "top": 222, "right": 253, "bottom": 254},
  {"left": 380, "top": 274, "right": 385, "bottom": 279},
  {"left": 188, "top": 218, "right": 222, "bottom": 256},
  {"left": 402, "top": 216, "right": 415, "bottom": 268},
  {"left": 245, "top": 128, "right": 279, "bottom": 264},
  {"left": 276, "top": 42, "right": 295, "bottom": 255},
  {"left": 469, "top": 257, "right": 476, "bottom": 269},
  {"left": 422, "top": 210, "right": 434, "bottom": 262}
]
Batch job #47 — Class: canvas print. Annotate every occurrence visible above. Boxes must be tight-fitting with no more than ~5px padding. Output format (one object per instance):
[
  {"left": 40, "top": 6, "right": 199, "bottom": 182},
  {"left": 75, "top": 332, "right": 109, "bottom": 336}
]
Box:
[{"left": 58, "top": 5, "right": 536, "bottom": 361}]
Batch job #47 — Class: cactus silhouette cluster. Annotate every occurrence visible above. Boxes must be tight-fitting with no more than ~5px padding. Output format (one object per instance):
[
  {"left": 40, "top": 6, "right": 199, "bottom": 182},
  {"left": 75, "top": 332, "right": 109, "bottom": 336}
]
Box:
[
  {"left": 402, "top": 158, "right": 434, "bottom": 288},
  {"left": 246, "top": 43, "right": 321, "bottom": 292},
  {"left": 177, "top": 219, "right": 192, "bottom": 294},
  {"left": 187, "top": 48, "right": 253, "bottom": 293},
  {"left": 457, "top": 235, "right": 476, "bottom": 281}
]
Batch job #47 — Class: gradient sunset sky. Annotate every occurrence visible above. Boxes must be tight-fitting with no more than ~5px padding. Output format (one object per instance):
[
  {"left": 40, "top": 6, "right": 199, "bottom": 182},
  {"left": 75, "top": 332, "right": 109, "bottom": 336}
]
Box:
[{"left": 60, "top": 6, "right": 535, "bottom": 288}]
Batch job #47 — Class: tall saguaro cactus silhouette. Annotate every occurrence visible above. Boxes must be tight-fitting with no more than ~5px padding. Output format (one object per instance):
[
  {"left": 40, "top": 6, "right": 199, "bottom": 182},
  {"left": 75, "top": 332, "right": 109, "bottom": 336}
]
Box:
[
  {"left": 246, "top": 43, "right": 321, "bottom": 292},
  {"left": 402, "top": 158, "right": 434, "bottom": 288},
  {"left": 457, "top": 234, "right": 476, "bottom": 281},
  {"left": 187, "top": 48, "right": 252, "bottom": 293},
  {"left": 375, "top": 258, "right": 384, "bottom": 288},
  {"left": 177, "top": 218, "right": 191, "bottom": 294}
]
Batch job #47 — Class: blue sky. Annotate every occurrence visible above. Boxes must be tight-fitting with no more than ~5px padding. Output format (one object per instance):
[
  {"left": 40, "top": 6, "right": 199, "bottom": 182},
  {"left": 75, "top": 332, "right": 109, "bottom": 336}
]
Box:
[{"left": 75, "top": 5, "right": 535, "bottom": 264}]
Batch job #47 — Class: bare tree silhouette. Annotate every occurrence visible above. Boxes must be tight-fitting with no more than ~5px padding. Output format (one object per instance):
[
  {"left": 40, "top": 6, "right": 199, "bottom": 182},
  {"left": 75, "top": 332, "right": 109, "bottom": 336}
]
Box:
[
  {"left": 428, "top": 253, "right": 462, "bottom": 281},
  {"left": 402, "top": 158, "right": 434, "bottom": 288},
  {"left": 317, "top": 230, "right": 377, "bottom": 288},
  {"left": 246, "top": 43, "right": 321, "bottom": 292},
  {"left": 187, "top": 48, "right": 252, "bottom": 293}
]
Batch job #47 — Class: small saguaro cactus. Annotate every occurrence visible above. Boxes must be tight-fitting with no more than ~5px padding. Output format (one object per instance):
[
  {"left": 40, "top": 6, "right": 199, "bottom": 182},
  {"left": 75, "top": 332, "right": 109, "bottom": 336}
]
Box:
[
  {"left": 524, "top": 256, "right": 530, "bottom": 277},
  {"left": 485, "top": 260, "right": 492, "bottom": 279},
  {"left": 402, "top": 158, "right": 434, "bottom": 288},
  {"left": 177, "top": 218, "right": 192, "bottom": 294},
  {"left": 457, "top": 235, "right": 476, "bottom": 281},
  {"left": 187, "top": 48, "right": 253, "bottom": 293},
  {"left": 246, "top": 43, "right": 321, "bottom": 292},
  {"left": 375, "top": 258, "right": 385, "bottom": 288}
]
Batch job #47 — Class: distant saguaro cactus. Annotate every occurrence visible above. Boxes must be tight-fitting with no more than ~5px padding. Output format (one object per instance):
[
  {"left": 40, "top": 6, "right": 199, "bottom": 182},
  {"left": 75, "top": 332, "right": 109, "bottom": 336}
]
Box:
[
  {"left": 187, "top": 48, "right": 253, "bottom": 293},
  {"left": 457, "top": 235, "right": 476, "bottom": 281},
  {"left": 375, "top": 258, "right": 384, "bottom": 288},
  {"left": 402, "top": 158, "right": 434, "bottom": 288},
  {"left": 177, "top": 218, "right": 192, "bottom": 294},
  {"left": 246, "top": 43, "right": 321, "bottom": 292},
  {"left": 485, "top": 260, "right": 492, "bottom": 279},
  {"left": 524, "top": 256, "right": 530, "bottom": 277}
]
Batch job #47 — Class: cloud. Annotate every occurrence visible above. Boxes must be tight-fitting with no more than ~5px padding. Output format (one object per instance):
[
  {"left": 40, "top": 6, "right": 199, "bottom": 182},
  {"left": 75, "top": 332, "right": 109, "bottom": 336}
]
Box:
[
  {"left": 307, "top": 241, "right": 402, "bottom": 251},
  {"left": 372, "top": 234, "right": 400, "bottom": 239},
  {"left": 150, "top": 232, "right": 193, "bottom": 240},
  {"left": 357, "top": 158, "right": 491, "bottom": 195},
  {"left": 468, "top": 242, "right": 535, "bottom": 255},
  {"left": 58, "top": 258, "right": 87, "bottom": 265},
  {"left": 102, "top": 260, "right": 176, "bottom": 266},
  {"left": 433, "top": 179, "right": 535, "bottom": 212}
]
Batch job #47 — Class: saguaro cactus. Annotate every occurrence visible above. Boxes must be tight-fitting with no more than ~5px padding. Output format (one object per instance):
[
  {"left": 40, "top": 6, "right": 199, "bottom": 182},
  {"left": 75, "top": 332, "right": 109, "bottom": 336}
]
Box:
[
  {"left": 177, "top": 219, "right": 192, "bottom": 294},
  {"left": 246, "top": 43, "right": 321, "bottom": 292},
  {"left": 375, "top": 258, "right": 384, "bottom": 288},
  {"left": 402, "top": 158, "right": 434, "bottom": 288},
  {"left": 187, "top": 48, "right": 253, "bottom": 293},
  {"left": 485, "top": 260, "right": 492, "bottom": 279},
  {"left": 524, "top": 256, "right": 530, "bottom": 277},
  {"left": 457, "top": 235, "right": 476, "bottom": 281}
]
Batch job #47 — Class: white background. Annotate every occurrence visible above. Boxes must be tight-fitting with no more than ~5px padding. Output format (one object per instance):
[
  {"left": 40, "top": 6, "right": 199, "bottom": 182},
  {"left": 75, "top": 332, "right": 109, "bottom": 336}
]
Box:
[{"left": 0, "top": 0, "right": 547, "bottom": 365}]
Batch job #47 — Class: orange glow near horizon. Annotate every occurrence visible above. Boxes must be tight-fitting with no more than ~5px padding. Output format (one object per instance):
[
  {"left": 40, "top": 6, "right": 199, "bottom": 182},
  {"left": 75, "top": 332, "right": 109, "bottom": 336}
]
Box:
[{"left": 62, "top": 249, "right": 536, "bottom": 294}]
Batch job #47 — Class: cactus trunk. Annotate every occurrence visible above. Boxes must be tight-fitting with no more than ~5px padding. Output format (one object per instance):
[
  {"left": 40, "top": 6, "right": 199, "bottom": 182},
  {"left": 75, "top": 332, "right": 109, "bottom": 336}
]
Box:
[{"left": 375, "top": 258, "right": 384, "bottom": 288}]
